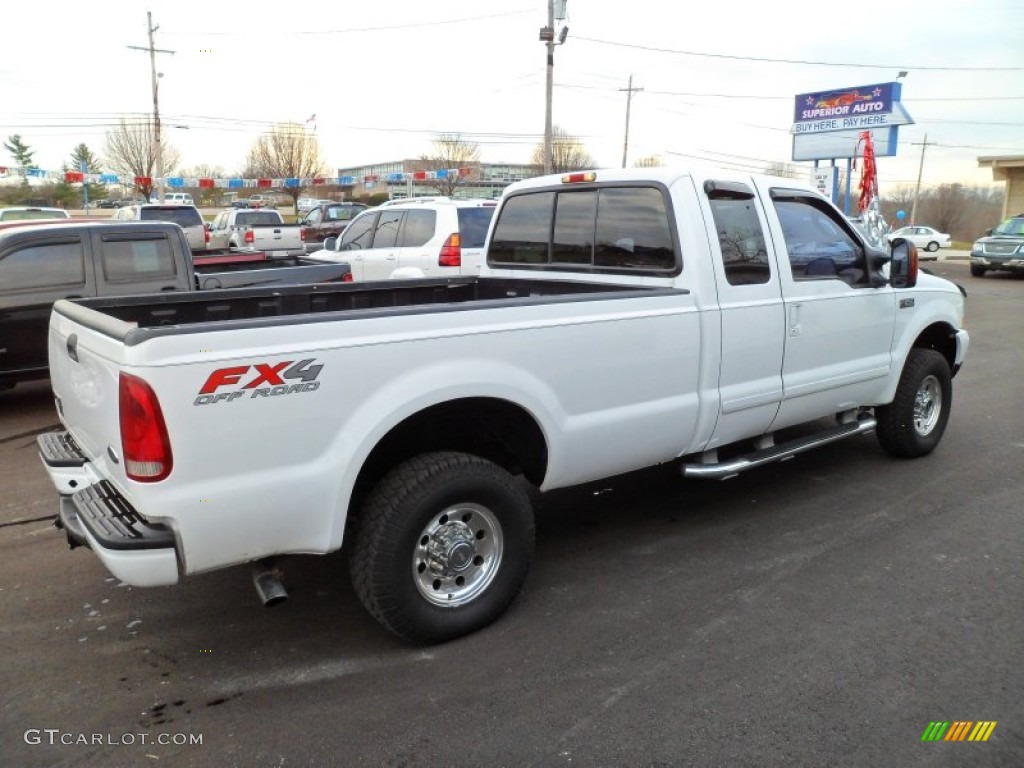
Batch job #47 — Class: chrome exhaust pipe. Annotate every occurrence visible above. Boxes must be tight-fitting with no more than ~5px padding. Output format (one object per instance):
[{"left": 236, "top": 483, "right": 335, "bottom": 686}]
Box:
[{"left": 252, "top": 560, "right": 288, "bottom": 607}]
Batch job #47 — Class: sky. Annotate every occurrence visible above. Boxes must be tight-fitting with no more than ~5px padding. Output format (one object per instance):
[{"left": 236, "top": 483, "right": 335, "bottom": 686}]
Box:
[{"left": 1, "top": 0, "right": 1021, "bottom": 197}]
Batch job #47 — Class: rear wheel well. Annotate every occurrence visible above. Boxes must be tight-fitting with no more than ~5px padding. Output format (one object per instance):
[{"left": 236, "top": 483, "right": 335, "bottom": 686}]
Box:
[{"left": 351, "top": 398, "right": 547, "bottom": 515}]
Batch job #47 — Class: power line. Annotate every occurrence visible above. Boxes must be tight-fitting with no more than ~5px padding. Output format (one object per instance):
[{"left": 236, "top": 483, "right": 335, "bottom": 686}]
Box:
[
  {"left": 164, "top": 9, "right": 533, "bottom": 37},
  {"left": 572, "top": 36, "right": 1024, "bottom": 71},
  {"left": 558, "top": 82, "right": 1024, "bottom": 102}
]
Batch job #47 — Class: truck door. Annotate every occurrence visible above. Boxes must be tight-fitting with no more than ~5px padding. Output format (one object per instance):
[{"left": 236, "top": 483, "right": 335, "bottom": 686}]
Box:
[
  {"left": 335, "top": 211, "right": 379, "bottom": 281},
  {"left": 758, "top": 184, "right": 896, "bottom": 430},
  {"left": 90, "top": 229, "right": 188, "bottom": 295},
  {"left": 362, "top": 210, "right": 403, "bottom": 280},
  {"left": 208, "top": 211, "right": 230, "bottom": 250},
  {"left": 701, "top": 180, "right": 786, "bottom": 449},
  {"left": 0, "top": 232, "right": 96, "bottom": 379}
]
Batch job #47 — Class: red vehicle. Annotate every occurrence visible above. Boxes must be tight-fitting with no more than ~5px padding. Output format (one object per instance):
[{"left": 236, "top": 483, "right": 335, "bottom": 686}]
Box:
[{"left": 299, "top": 202, "right": 369, "bottom": 248}]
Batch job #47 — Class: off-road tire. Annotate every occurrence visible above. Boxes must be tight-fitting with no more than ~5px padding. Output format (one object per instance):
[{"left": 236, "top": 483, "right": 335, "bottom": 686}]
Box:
[
  {"left": 970, "top": 264, "right": 986, "bottom": 277},
  {"left": 349, "top": 451, "right": 535, "bottom": 644},
  {"left": 876, "top": 349, "right": 952, "bottom": 458}
]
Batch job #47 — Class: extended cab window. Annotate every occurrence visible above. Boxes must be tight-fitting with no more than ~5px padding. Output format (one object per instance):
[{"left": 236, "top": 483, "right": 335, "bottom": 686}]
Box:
[
  {"left": 489, "top": 186, "right": 676, "bottom": 273},
  {"left": 706, "top": 182, "right": 770, "bottom": 286},
  {"left": 0, "top": 239, "right": 86, "bottom": 291},
  {"left": 100, "top": 235, "right": 176, "bottom": 282},
  {"left": 773, "top": 195, "right": 865, "bottom": 285}
]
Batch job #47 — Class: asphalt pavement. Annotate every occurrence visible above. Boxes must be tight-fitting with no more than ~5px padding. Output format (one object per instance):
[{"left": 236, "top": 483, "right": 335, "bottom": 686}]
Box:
[{"left": 1, "top": 261, "right": 1021, "bottom": 767}]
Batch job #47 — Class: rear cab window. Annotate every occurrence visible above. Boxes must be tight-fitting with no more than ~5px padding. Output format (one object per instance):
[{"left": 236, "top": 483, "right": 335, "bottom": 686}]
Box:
[
  {"left": 140, "top": 206, "right": 203, "bottom": 228},
  {"left": 488, "top": 185, "right": 678, "bottom": 274}
]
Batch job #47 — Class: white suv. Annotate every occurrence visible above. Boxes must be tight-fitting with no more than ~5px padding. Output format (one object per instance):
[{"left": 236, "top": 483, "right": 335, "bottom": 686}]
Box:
[
  {"left": 308, "top": 198, "right": 498, "bottom": 281},
  {"left": 112, "top": 204, "right": 208, "bottom": 253}
]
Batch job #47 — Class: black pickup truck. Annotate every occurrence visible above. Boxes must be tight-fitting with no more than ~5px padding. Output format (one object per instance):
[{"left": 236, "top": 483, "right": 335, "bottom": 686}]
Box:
[{"left": 0, "top": 220, "right": 350, "bottom": 390}]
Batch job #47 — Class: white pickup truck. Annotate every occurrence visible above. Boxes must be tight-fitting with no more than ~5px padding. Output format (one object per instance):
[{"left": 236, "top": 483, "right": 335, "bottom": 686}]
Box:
[
  {"left": 207, "top": 208, "right": 305, "bottom": 258},
  {"left": 37, "top": 167, "right": 968, "bottom": 644}
]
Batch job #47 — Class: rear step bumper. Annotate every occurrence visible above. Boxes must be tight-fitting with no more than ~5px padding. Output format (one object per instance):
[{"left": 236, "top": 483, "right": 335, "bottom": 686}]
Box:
[
  {"left": 38, "top": 431, "right": 180, "bottom": 586},
  {"left": 683, "top": 415, "right": 877, "bottom": 480}
]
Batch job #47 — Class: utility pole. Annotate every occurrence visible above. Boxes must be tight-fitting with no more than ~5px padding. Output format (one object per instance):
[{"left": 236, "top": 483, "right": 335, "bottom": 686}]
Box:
[
  {"left": 909, "top": 133, "right": 933, "bottom": 226},
  {"left": 128, "top": 12, "right": 174, "bottom": 203},
  {"left": 620, "top": 75, "right": 643, "bottom": 168},
  {"left": 540, "top": 0, "right": 568, "bottom": 175},
  {"left": 542, "top": 0, "right": 555, "bottom": 175}
]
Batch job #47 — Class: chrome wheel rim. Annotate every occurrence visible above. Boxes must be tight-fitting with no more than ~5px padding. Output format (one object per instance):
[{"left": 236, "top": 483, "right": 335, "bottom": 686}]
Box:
[
  {"left": 413, "top": 503, "right": 503, "bottom": 607},
  {"left": 914, "top": 374, "right": 942, "bottom": 436}
]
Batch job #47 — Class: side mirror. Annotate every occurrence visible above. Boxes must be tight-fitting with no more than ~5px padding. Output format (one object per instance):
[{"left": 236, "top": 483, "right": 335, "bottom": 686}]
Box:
[
  {"left": 889, "top": 238, "right": 918, "bottom": 289},
  {"left": 323, "top": 236, "right": 337, "bottom": 252},
  {"left": 204, "top": 222, "right": 212, "bottom": 231}
]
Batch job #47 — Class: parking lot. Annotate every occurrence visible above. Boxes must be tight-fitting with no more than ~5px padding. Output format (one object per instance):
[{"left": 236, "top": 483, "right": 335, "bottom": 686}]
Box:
[{"left": 1, "top": 260, "right": 1021, "bottom": 767}]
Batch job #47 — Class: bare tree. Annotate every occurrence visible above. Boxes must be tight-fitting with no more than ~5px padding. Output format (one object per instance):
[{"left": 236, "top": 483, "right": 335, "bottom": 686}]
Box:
[
  {"left": 242, "top": 122, "right": 326, "bottom": 211},
  {"left": 103, "top": 119, "right": 180, "bottom": 200},
  {"left": 633, "top": 155, "right": 663, "bottom": 168},
  {"left": 418, "top": 134, "right": 481, "bottom": 196},
  {"left": 531, "top": 126, "right": 596, "bottom": 174}
]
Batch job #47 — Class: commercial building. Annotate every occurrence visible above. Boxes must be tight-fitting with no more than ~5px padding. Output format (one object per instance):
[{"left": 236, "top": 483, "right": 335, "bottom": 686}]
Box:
[{"left": 337, "top": 160, "right": 538, "bottom": 200}]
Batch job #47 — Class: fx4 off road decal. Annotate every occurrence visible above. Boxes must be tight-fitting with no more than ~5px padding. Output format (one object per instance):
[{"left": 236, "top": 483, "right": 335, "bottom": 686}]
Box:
[{"left": 194, "top": 359, "right": 323, "bottom": 406}]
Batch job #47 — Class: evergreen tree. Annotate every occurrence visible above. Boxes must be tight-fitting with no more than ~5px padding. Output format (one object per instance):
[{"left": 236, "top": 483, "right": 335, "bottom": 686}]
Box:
[
  {"left": 69, "top": 143, "right": 107, "bottom": 203},
  {"left": 4, "top": 134, "right": 35, "bottom": 186}
]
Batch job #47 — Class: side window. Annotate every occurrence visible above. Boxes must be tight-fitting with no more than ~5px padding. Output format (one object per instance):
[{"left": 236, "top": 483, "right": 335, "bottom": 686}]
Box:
[
  {"left": 372, "top": 211, "right": 403, "bottom": 248},
  {"left": 339, "top": 213, "right": 377, "bottom": 250},
  {"left": 0, "top": 240, "right": 86, "bottom": 291},
  {"left": 100, "top": 236, "right": 176, "bottom": 282},
  {"left": 706, "top": 183, "right": 769, "bottom": 286},
  {"left": 306, "top": 209, "right": 323, "bottom": 226},
  {"left": 488, "top": 191, "right": 553, "bottom": 264},
  {"left": 774, "top": 197, "right": 864, "bottom": 285},
  {"left": 400, "top": 209, "right": 436, "bottom": 247}
]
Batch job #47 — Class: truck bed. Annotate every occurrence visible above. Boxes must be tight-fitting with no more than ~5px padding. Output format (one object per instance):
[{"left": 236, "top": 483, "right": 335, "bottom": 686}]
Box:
[{"left": 54, "top": 277, "right": 683, "bottom": 341}]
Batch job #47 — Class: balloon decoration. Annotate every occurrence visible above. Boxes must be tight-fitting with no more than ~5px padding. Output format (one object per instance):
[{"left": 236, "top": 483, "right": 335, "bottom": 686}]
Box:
[{"left": 854, "top": 131, "right": 890, "bottom": 249}]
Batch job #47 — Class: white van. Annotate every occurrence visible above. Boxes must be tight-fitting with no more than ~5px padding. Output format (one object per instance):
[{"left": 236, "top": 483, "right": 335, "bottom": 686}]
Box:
[{"left": 149, "top": 192, "right": 195, "bottom": 206}]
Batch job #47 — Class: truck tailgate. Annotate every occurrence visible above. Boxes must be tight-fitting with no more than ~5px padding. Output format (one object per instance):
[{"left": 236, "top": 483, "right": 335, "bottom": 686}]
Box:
[
  {"left": 253, "top": 225, "right": 303, "bottom": 257},
  {"left": 47, "top": 302, "right": 132, "bottom": 489}
]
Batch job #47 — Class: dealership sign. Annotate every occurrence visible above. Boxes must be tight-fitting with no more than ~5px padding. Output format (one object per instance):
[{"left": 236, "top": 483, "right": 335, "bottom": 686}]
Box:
[{"left": 791, "top": 82, "right": 913, "bottom": 161}]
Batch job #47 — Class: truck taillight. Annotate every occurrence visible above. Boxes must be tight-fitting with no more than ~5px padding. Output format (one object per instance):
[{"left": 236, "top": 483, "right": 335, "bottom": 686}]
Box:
[
  {"left": 300, "top": 228, "right": 306, "bottom": 242},
  {"left": 342, "top": 272, "right": 354, "bottom": 282},
  {"left": 244, "top": 230, "right": 254, "bottom": 244},
  {"left": 204, "top": 228, "right": 211, "bottom": 245},
  {"left": 119, "top": 373, "right": 173, "bottom": 482},
  {"left": 439, "top": 233, "right": 461, "bottom": 267}
]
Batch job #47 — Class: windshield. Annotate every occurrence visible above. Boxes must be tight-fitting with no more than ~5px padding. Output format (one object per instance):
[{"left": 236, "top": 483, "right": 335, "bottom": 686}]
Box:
[{"left": 992, "top": 217, "right": 1024, "bottom": 236}]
